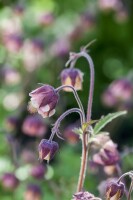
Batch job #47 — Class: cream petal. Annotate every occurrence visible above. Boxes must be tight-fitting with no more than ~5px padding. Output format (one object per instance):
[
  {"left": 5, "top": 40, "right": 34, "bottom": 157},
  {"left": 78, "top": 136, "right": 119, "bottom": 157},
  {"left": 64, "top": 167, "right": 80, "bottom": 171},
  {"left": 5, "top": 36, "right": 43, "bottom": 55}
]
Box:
[
  {"left": 41, "top": 104, "right": 50, "bottom": 112},
  {"left": 31, "top": 98, "right": 39, "bottom": 108},
  {"left": 49, "top": 109, "right": 56, "bottom": 117}
]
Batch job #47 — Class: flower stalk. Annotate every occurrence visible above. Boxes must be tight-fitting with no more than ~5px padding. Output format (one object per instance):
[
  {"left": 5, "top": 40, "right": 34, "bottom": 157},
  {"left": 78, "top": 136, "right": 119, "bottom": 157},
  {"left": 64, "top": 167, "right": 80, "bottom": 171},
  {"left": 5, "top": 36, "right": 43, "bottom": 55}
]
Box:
[{"left": 66, "top": 48, "right": 95, "bottom": 192}]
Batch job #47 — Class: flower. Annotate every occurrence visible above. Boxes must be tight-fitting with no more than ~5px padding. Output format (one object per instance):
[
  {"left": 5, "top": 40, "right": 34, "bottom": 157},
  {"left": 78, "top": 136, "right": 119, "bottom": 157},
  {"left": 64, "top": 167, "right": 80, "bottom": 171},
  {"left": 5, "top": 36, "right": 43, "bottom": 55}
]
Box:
[
  {"left": 38, "top": 12, "right": 54, "bottom": 26},
  {"left": 102, "top": 79, "right": 133, "bottom": 108},
  {"left": 72, "top": 191, "right": 97, "bottom": 200},
  {"left": 6, "top": 115, "right": 19, "bottom": 131},
  {"left": 92, "top": 140, "right": 120, "bottom": 166},
  {"left": 106, "top": 181, "right": 125, "bottom": 200},
  {"left": 3, "top": 34, "right": 23, "bottom": 53},
  {"left": 24, "top": 184, "right": 42, "bottom": 200},
  {"left": 29, "top": 85, "right": 59, "bottom": 118},
  {"left": 38, "top": 139, "right": 59, "bottom": 162},
  {"left": 1, "top": 173, "right": 19, "bottom": 190},
  {"left": 22, "top": 115, "right": 47, "bottom": 137},
  {"left": 22, "top": 39, "right": 44, "bottom": 72},
  {"left": 60, "top": 68, "right": 83, "bottom": 91},
  {"left": 31, "top": 164, "right": 46, "bottom": 179}
]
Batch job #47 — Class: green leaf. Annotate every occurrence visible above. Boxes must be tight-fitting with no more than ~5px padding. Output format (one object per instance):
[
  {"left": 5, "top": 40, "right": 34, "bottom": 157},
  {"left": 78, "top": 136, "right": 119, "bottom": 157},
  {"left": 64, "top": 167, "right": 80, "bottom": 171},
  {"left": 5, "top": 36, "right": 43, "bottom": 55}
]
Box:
[{"left": 94, "top": 110, "right": 127, "bottom": 134}]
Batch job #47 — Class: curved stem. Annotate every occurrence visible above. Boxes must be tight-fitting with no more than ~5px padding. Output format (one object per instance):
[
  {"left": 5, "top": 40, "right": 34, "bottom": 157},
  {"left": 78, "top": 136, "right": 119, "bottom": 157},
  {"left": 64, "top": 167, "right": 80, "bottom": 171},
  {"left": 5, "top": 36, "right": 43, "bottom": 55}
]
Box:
[
  {"left": 67, "top": 50, "right": 94, "bottom": 192},
  {"left": 49, "top": 108, "right": 84, "bottom": 141},
  {"left": 56, "top": 85, "right": 85, "bottom": 122},
  {"left": 77, "top": 51, "right": 94, "bottom": 122},
  {"left": 117, "top": 172, "right": 133, "bottom": 183}
]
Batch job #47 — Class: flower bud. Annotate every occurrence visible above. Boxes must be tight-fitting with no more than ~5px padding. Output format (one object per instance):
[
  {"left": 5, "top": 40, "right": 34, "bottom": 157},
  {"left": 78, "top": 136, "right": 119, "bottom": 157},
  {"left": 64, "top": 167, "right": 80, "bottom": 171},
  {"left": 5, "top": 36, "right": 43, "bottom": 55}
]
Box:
[
  {"left": 1, "top": 173, "right": 19, "bottom": 190},
  {"left": 106, "top": 181, "right": 125, "bottom": 200},
  {"left": 24, "top": 184, "right": 42, "bottom": 200},
  {"left": 31, "top": 164, "right": 46, "bottom": 179},
  {"left": 29, "top": 85, "right": 59, "bottom": 118},
  {"left": 38, "top": 139, "right": 59, "bottom": 162},
  {"left": 22, "top": 115, "right": 47, "bottom": 137},
  {"left": 60, "top": 68, "right": 83, "bottom": 91},
  {"left": 72, "top": 191, "right": 96, "bottom": 200},
  {"left": 93, "top": 140, "right": 120, "bottom": 166}
]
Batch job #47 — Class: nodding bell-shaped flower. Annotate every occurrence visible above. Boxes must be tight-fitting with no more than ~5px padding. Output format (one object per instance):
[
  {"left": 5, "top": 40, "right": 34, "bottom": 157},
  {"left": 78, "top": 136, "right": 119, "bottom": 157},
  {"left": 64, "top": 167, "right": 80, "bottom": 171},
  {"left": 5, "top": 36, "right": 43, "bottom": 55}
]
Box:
[
  {"left": 29, "top": 85, "right": 59, "bottom": 118},
  {"left": 22, "top": 115, "right": 47, "bottom": 137},
  {"left": 38, "top": 139, "right": 59, "bottom": 162},
  {"left": 1, "top": 173, "right": 19, "bottom": 190},
  {"left": 72, "top": 191, "right": 97, "bottom": 200},
  {"left": 92, "top": 140, "right": 120, "bottom": 166},
  {"left": 60, "top": 68, "right": 83, "bottom": 91},
  {"left": 106, "top": 181, "right": 125, "bottom": 200}
]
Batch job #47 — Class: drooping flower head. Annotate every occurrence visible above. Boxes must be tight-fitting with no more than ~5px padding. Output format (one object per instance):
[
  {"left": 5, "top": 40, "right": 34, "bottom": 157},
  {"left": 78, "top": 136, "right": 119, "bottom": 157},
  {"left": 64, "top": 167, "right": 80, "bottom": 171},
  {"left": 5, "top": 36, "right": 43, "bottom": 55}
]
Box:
[
  {"left": 60, "top": 68, "right": 83, "bottom": 91},
  {"left": 29, "top": 85, "right": 59, "bottom": 118},
  {"left": 106, "top": 180, "right": 125, "bottom": 200},
  {"left": 38, "top": 139, "right": 59, "bottom": 162}
]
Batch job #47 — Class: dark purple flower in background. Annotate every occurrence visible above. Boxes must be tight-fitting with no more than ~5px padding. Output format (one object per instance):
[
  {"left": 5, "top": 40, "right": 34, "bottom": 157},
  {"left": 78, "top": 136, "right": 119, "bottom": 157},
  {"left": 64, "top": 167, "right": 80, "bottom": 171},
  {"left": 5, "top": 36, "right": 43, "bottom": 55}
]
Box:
[
  {"left": 29, "top": 85, "right": 59, "bottom": 118},
  {"left": 80, "top": 12, "right": 96, "bottom": 29},
  {"left": 1, "top": 173, "right": 19, "bottom": 190},
  {"left": 51, "top": 38, "right": 70, "bottom": 57},
  {"left": 24, "top": 184, "right": 42, "bottom": 200},
  {"left": 102, "top": 79, "right": 133, "bottom": 108},
  {"left": 106, "top": 181, "right": 125, "bottom": 200},
  {"left": 3, "top": 34, "right": 23, "bottom": 53},
  {"left": 31, "top": 164, "right": 46, "bottom": 179},
  {"left": 92, "top": 140, "right": 120, "bottom": 166},
  {"left": 60, "top": 68, "right": 83, "bottom": 91},
  {"left": 22, "top": 39, "right": 44, "bottom": 72},
  {"left": 1, "top": 67, "right": 21, "bottom": 85},
  {"left": 22, "top": 115, "right": 47, "bottom": 137},
  {"left": 38, "top": 12, "right": 54, "bottom": 26},
  {"left": 6, "top": 115, "right": 19, "bottom": 131},
  {"left": 13, "top": 4, "right": 25, "bottom": 16},
  {"left": 38, "top": 139, "right": 59, "bottom": 162},
  {"left": 72, "top": 191, "right": 95, "bottom": 200}
]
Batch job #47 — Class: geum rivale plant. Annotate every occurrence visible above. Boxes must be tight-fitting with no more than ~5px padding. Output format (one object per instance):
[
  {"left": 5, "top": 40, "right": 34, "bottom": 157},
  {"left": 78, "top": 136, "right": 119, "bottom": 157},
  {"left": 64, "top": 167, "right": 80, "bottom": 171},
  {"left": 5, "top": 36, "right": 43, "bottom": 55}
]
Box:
[{"left": 28, "top": 42, "right": 133, "bottom": 200}]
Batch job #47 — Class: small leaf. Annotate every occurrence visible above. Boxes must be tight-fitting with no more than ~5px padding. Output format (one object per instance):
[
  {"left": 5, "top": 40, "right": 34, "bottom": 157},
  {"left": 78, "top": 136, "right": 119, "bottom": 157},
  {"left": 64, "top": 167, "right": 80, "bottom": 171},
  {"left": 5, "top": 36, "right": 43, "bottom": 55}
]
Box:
[
  {"left": 94, "top": 110, "right": 127, "bottom": 135},
  {"left": 82, "top": 120, "right": 98, "bottom": 132},
  {"left": 73, "top": 128, "right": 83, "bottom": 135}
]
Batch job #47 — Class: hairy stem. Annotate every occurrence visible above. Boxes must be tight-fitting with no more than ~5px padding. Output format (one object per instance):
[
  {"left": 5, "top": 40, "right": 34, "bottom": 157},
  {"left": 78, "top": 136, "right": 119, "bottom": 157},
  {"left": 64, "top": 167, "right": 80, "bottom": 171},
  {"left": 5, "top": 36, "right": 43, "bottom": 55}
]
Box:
[
  {"left": 49, "top": 108, "right": 84, "bottom": 141},
  {"left": 77, "top": 51, "right": 94, "bottom": 122},
  {"left": 56, "top": 85, "right": 85, "bottom": 122},
  {"left": 69, "top": 50, "right": 94, "bottom": 191},
  {"left": 77, "top": 132, "right": 88, "bottom": 192}
]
